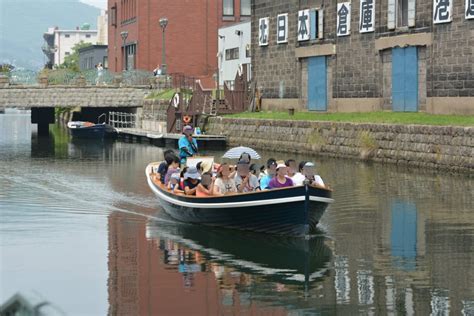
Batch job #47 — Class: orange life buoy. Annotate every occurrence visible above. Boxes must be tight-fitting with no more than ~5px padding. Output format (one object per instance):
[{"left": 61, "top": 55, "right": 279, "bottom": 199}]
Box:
[{"left": 183, "top": 115, "right": 191, "bottom": 124}]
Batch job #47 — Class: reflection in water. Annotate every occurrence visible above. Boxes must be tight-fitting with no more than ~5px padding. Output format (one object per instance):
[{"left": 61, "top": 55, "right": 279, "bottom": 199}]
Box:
[
  {"left": 391, "top": 201, "right": 418, "bottom": 271},
  {"left": 1, "top": 114, "right": 474, "bottom": 315}
]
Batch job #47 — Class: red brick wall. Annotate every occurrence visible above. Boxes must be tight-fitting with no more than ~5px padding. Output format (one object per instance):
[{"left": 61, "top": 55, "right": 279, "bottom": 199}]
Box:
[{"left": 108, "top": 0, "right": 248, "bottom": 79}]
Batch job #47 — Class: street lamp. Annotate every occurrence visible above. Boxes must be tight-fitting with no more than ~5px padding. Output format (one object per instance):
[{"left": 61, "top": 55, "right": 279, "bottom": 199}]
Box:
[
  {"left": 159, "top": 17, "right": 168, "bottom": 75},
  {"left": 120, "top": 31, "right": 128, "bottom": 71}
]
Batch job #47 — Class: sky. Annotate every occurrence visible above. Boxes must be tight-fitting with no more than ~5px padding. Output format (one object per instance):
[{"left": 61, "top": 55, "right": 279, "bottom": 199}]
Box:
[{"left": 80, "top": 0, "right": 106, "bottom": 10}]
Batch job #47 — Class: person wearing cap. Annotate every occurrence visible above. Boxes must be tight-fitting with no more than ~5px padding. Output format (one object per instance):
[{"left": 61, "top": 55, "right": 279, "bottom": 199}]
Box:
[
  {"left": 168, "top": 173, "right": 184, "bottom": 194},
  {"left": 259, "top": 158, "right": 277, "bottom": 190},
  {"left": 183, "top": 166, "right": 201, "bottom": 195},
  {"left": 268, "top": 163, "right": 294, "bottom": 189},
  {"left": 213, "top": 163, "right": 237, "bottom": 196},
  {"left": 234, "top": 160, "right": 260, "bottom": 193},
  {"left": 178, "top": 125, "right": 198, "bottom": 165},
  {"left": 302, "top": 162, "right": 325, "bottom": 188}
]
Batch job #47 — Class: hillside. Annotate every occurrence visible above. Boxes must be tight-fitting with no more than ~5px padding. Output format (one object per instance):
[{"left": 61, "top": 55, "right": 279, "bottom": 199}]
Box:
[{"left": 0, "top": 0, "right": 100, "bottom": 69}]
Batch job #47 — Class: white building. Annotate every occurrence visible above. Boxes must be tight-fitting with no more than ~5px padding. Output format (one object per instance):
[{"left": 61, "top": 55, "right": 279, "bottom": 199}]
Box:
[
  {"left": 217, "top": 21, "right": 251, "bottom": 88},
  {"left": 42, "top": 11, "right": 107, "bottom": 68},
  {"left": 96, "top": 10, "right": 108, "bottom": 45}
]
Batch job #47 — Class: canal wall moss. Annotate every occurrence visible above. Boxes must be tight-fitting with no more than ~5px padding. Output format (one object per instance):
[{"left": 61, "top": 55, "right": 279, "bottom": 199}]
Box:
[{"left": 205, "top": 117, "right": 473, "bottom": 173}]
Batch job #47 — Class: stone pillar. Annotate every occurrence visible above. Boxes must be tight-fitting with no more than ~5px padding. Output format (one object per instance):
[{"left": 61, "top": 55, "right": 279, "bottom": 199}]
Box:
[
  {"left": 76, "top": 75, "right": 86, "bottom": 87},
  {"left": 113, "top": 75, "right": 123, "bottom": 87},
  {"left": 38, "top": 73, "right": 48, "bottom": 87},
  {"left": 31, "top": 107, "right": 55, "bottom": 136},
  {"left": 0, "top": 74, "right": 9, "bottom": 87}
]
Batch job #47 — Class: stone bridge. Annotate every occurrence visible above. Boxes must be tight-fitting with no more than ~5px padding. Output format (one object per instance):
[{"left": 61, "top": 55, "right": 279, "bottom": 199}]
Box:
[
  {"left": 0, "top": 85, "right": 151, "bottom": 109},
  {"left": 0, "top": 77, "right": 153, "bottom": 134}
]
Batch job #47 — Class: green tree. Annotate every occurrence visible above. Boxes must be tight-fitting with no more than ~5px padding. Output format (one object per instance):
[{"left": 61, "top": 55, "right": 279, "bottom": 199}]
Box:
[
  {"left": 58, "top": 41, "right": 92, "bottom": 72},
  {"left": 0, "top": 63, "right": 15, "bottom": 73}
]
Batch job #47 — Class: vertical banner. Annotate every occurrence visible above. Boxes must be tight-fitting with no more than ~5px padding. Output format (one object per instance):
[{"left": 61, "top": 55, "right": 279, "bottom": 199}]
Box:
[
  {"left": 359, "top": 0, "right": 375, "bottom": 33},
  {"left": 297, "top": 9, "right": 310, "bottom": 41},
  {"left": 258, "top": 17, "right": 269, "bottom": 46},
  {"left": 466, "top": 0, "right": 474, "bottom": 19},
  {"left": 337, "top": 2, "right": 351, "bottom": 36},
  {"left": 433, "top": 0, "right": 453, "bottom": 24},
  {"left": 277, "top": 13, "right": 288, "bottom": 44}
]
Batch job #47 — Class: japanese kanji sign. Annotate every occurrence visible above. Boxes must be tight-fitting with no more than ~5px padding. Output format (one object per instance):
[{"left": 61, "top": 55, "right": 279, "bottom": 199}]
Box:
[
  {"left": 277, "top": 13, "right": 288, "bottom": 44},
  {"left": 337, "top": 2, "right": 351, "bottom": 36},
  {"left": 259, "top": 17, "right": 269, "bottom": 46},
  {"left": 466, "top": 0, "right": 474, "bottom": 19},
  {"left": 359, "top": 0, "right": 375, "bottom": 33},
  {"left": 433, "top": 0, "right": 452, "bottom": 24},
  {"left": 298, "top": 9, "right": 310, "bottom": 41}
]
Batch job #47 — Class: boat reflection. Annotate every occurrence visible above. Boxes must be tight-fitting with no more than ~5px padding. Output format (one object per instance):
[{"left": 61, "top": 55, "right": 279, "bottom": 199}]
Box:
[
  {"left": 146, "top": 221, "right": 332, "bottom": 287},
  {"left": 107, "top": 210, "right": 332, "bottom": 315}
]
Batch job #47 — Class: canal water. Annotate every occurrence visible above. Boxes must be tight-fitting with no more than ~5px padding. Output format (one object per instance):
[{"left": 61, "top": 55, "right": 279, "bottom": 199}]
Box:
[{"left": 1, "top": 113, "right": 473, "bottom": 315}]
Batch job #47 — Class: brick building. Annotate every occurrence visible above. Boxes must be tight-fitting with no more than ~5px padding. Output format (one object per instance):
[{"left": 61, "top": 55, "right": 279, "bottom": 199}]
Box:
[
  {"left": 107, "top": 0, "right": 251, "bottom": 80},
  {"left": 252, "top": 0, "right": 474, "bottom": 114}
]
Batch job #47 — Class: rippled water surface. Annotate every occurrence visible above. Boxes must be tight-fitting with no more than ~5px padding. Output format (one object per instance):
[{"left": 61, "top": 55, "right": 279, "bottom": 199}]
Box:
[{"left": 1, "top": 113, "right": 473, "bottom": 315}]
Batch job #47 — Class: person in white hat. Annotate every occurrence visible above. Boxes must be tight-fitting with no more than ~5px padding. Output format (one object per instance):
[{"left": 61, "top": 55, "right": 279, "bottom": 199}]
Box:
[
  {"left": 302, "top": 162, "right": 325, "bottom": 188},
  {"left": 268, "top": 163, "right": 294, "bottom": 189}
]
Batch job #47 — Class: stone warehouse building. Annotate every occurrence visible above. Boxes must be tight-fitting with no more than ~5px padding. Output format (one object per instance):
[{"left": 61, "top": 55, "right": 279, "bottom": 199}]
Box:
[{"left": 251, "top": 0, "right": 474, "bottom": 114}]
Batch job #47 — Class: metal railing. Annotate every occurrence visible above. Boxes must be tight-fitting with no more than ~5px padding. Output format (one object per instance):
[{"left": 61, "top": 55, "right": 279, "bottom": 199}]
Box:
[{"left": 108, "top": 111, "right": 138, "bottom": 128}]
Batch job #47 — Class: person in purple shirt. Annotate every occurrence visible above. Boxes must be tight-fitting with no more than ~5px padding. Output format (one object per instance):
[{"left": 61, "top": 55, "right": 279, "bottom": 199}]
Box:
[{"left": 269, "top": 163, "right": 294, "bottom": 189}]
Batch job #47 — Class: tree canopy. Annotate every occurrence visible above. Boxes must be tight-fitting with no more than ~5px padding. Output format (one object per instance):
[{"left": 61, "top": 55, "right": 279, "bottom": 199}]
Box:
[{"left": 57, "top": 41, "right": 93, "bottom": 72}]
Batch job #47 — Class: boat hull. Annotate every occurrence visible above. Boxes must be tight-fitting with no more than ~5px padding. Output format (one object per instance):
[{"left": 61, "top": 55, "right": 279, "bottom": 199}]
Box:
[
  {"left": 68, "top": 123, "right": 117, "bottom": 139},
  {"left": 147, "top": 165, "right": 333, "bottom": 236}
]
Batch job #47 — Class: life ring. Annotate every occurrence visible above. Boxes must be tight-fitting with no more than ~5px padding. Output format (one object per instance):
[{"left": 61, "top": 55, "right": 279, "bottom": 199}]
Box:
[
  {"left": 172, "top": 93, "right": 180, "bottom": 108},
  {"left": 183, "top": 115, "right": 191, "bottom": 124}
]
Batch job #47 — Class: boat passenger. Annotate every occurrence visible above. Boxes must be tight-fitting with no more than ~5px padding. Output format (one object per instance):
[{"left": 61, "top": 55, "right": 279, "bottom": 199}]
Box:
[
  {"left": 164, "top": 155, "right": 180, "bottom": 185},
  {"left": 156, "top": 149, "right": 177, "bottom": 184},
  {"left": 291, "top": 161, "right": 307, "bottom": 186},
  {"left": 259, "top": 158, "right": 277, "bottom": 190},
  {"left": 268, "top": 163, "right": 294, "bottom": 189},
  {"left": 168, "top": 173, "right": 184, "bottom": 194},
  {"left": 235, "top": 160, "right": 260, "bottom": 193},
  {"left": 302, "top": 162, "right": 325, "bottom": 188},
  {"left": 249, "top": 163, "right": 262, "bottom": 179},
  {"left": 213, "top": 163, "right": 237, "bottom": 196},
  {"left": 196, "top": 172, "right": 215, "bottom": 197},
  {"left": 239, "top": 152, "right": 252, "bottom": 163},
  {"left": 178, "top": 125, "right": 198, "bottom": 165},
  {"left": 285, "top": 159, "right": 297, "bottom": 178},
  {"left": 179, "top": 167, "right": 188, "bottom": 190},
  {"left": 183, "top": 166, "right": 201, "bottom": 195}
]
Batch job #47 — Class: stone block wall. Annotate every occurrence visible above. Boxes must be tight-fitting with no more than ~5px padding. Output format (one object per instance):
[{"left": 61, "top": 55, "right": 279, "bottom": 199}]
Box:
[
  {"left": 0, "top": 86, "right": 149, "bottom": 108},
  {"left": 206, "top": 117, "right": 473, "bottom": 173},
  {"left": 140, "top": 99, "right": 168, "bottom": 132},
  {"left": 251, "top": 0, "right": 300, "bottom": 99},
  {"left": 429, "top": 0, "right": 474, "bottom": 98}
]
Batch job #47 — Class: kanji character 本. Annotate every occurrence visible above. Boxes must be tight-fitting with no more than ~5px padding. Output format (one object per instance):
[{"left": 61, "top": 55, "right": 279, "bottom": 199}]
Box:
[
  {"left": 434, "top": 0, "right": 450, "bottom": 21},
  {"left": 360, "top": 0, "right": 374, "bottom": 31},
  {"left": 337, "top": 4, "right": 349, "bottom": 34},
  {"left": 298, "top": 12, "right": 308, "bottom": 38}
]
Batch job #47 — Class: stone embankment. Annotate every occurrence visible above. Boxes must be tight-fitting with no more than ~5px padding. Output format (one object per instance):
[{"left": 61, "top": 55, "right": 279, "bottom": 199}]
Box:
[{"left": 205, "top": 117, "right": 473, "bottom": 173}]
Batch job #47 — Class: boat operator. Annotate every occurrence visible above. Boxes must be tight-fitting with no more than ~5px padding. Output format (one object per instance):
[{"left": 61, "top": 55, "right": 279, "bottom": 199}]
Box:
[{"left": 179, "top": 125, "right": 198, "bottom": 165}]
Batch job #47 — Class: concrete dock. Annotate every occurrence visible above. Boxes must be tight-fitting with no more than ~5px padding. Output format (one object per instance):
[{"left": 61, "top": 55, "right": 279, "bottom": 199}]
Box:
[{"left": 116, "top": 128, "right": 227, "bottom": 149}]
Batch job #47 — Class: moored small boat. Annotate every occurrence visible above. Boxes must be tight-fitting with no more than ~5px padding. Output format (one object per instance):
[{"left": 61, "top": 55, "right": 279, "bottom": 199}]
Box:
[
  {"left": 67, "top": 121, "right": 117, "bottom": 139},
  {"left": 146, "top": 162, "right": 334, "bottom": 236}
]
